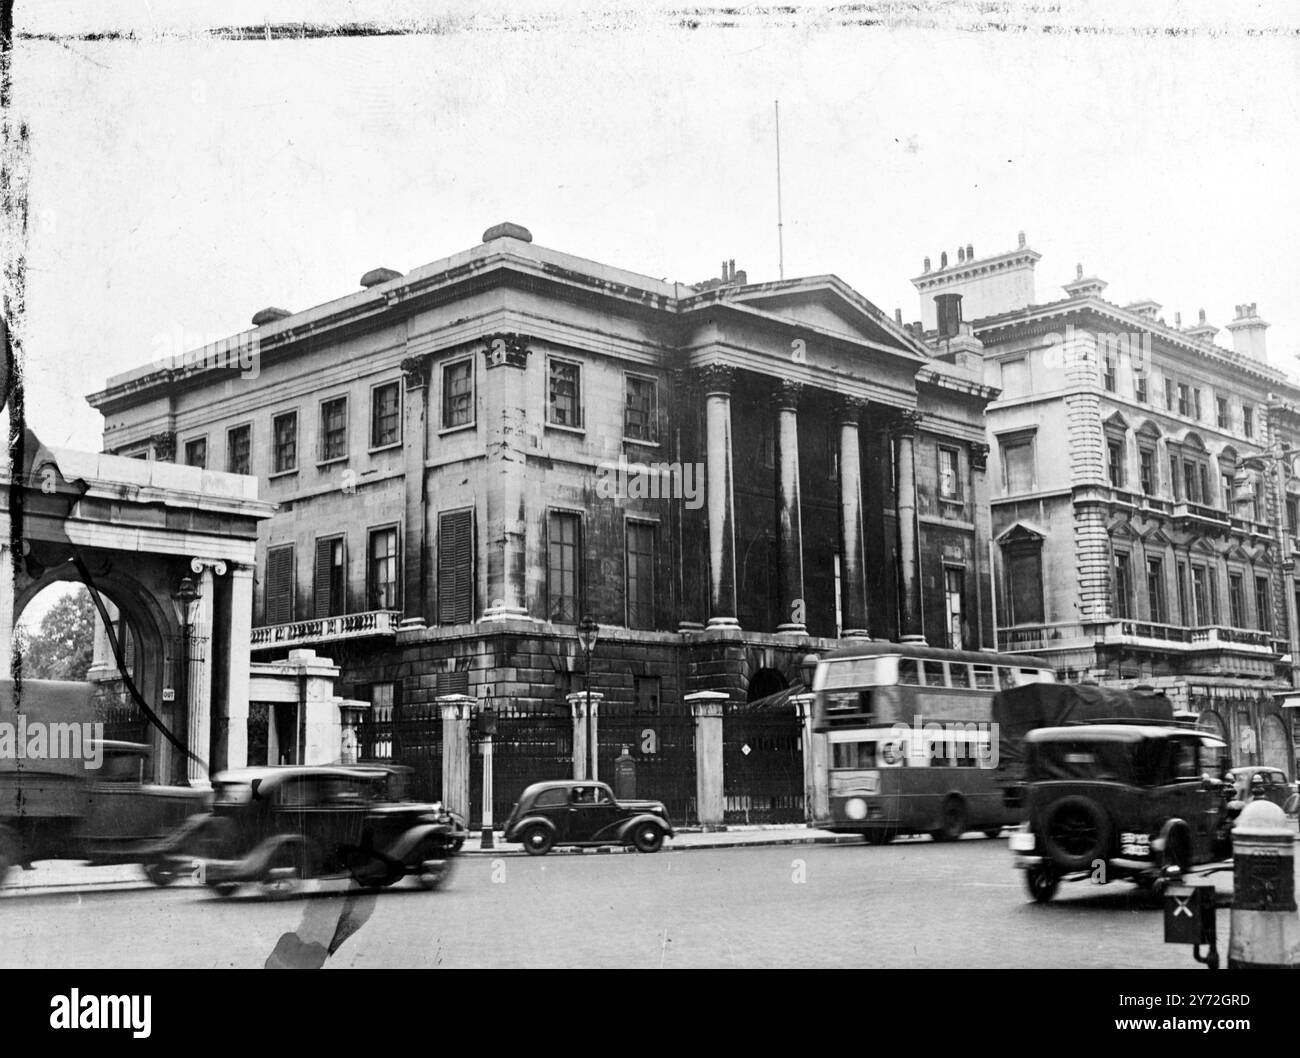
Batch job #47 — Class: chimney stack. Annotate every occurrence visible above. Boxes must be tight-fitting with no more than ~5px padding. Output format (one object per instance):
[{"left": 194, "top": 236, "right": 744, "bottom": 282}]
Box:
[
  {"left": 966, "top": 243, "right": 974, "bottom": 260},
  {"left": 934, "top": 293, "right": 963, "bottom": 339},
  {"left": 923, "top": 256, "right": 931, "bottom": 273},
  {"left": 940, "top": 251, "right": 948, "bottom": 269},
  {"left": 957, "top": 247, "right": 966, "bottom": 264},
  {"left": 1225, "top": 302, "right": 1269, "bottom": 361}
]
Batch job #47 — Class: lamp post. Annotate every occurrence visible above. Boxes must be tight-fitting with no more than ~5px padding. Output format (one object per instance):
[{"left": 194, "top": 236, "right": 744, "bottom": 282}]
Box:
[
  {"left": 577, "top": 615, "right": 599, "bottom": 780},
  {"left": 170, "top": 576, "right": 201, "bottom": 787}
]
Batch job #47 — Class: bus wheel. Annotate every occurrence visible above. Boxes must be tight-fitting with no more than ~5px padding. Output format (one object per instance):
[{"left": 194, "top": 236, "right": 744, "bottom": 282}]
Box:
[
  {"left": 984, "top": 828, "right": 1003, "bottom": 840},
  {"left": 864, "top": 829, "right": 896, "bottom": 846},
  {"left": 1025, "top": 864, "right": 1058, "bottom": 903},
  {"left": 931, "top": 797, "right": 967, "bottom": 842}
]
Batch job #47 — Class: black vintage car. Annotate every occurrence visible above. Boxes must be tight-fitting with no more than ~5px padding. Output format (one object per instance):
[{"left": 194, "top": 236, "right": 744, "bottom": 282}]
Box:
[
  {"left": 147, "top": 764, "right": 466, "bottom": 896},
  {"left": 502, "top": 780, "right": 674, "bottom": 855},
  {"left": 1009, "top": 724, "right": 1232, "bottom": 903}
]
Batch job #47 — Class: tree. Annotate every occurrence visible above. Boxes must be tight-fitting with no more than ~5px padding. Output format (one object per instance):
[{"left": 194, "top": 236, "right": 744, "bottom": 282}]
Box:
[{"left": 17, "top": 587, "right": 96, "bottom": 681}]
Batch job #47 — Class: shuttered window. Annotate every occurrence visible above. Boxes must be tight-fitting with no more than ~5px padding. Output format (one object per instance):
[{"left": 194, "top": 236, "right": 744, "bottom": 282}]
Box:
[
  {"left": 438, "top": 510, "right": 473, "bottom": 624},
  {"left": 265, "top": 545, "right": 294, "bottom": 625},
  {"left": 435, "top": 670, "right": 469, "bottom": 697},
  {"left": 313, "top": 536, "right": 345, "bottom": 618}
]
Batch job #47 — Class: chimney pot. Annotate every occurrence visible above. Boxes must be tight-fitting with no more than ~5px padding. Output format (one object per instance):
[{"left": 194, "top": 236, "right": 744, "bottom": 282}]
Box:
[
  {"left": 1175, "top": 312, "right": 1182, "bottom": 327},
  {"left": 940, "top": 251, "right": 948, "bottom": 269},
  {"left": 957, "top": 247, "right": 965, "bottom": 264},
  {"left": 734, "top": 269, "right": 747, "bottom": 284},
  {"left": 1199, "top": 308, "right": 1206, "bottom": 324},
  {"left": 1018, "top": 231, "right": 1026, "bottom": 248},
  {"left": 895, "top": 308, "right": 903, "bottom": 325},
  {"left": 966, "top": 243, "right": 973, "bottom": 260},
  {"left": 923, "top": 256, "right": 931, "bottom": 273}
]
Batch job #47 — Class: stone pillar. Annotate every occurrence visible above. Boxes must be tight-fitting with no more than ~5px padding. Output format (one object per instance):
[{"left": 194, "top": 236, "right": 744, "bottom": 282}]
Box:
[
  {"left": 792, "top": 693, "right": 828, "bottom": 825},
  {"left": 400, "top": 354, "right": 431, "bottom": 628},
  {"left": 439, "top": 694, "right": 474, "bottom": 820},
  {"left": 687, "top": 691, "right": 727, "bottom": 830},
  {"left": 672, "top": 369, "right": 706, "bottom": 632},
  {"left": 217, "top": 564, "right": 254, "bottom": 771},
  {"left": 969, "top": 441, "right": 994, "bottom": 649},
  {"left": 481, "top": 333, "right": 532, "bottom": 621},
  {"left": 296, "top": 650, "right": 344, "bottom": 764},
  {"left": 895, "top": 414, "right": 924, "bottom": 641},
  {"left": 86, "top": 599, "right": 117, "bottom": 682},
  {"left": 836, "top": 397, "right": 870, "bottom": 638},
  {"left": 0, "top": 544, "right": 15, "bottom": 679},
  {"left": 566, "top": 691, "right": 604, "bottom": 780},
  {"left": 186, "top": 558, "right": 226, "bottom": 787},
  {"left": 774, "top": 380, "right": 807, "bottom": 634},
  {"left": 700, "top": 365, "right": 739, "bottom": 630}
]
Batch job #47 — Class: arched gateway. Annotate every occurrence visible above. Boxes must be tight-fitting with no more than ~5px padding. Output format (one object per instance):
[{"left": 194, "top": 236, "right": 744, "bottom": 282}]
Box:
[{"left": 1, "top": 441, "right": 273, "bottom": 784}]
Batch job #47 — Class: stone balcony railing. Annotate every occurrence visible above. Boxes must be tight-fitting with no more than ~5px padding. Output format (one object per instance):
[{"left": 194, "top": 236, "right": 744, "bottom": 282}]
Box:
[
  {"left": 999, "top": 619, "right": 1285, "bottom": 657},
  {"left": 250, "top": 609, "right": 402, "bottom": 652}
]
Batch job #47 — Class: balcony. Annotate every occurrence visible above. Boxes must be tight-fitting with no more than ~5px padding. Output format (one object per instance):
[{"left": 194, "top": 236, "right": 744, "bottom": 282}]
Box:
[
  {"left": 998, "top": 620, "right": 1283, "bottom": 659},
  {"left": 250, "top": 609, "right": 402, "bottom": 653}
]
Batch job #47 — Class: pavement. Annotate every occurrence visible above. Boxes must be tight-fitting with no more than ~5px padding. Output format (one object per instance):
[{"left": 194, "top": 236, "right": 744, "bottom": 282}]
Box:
[{"left": 0, "top": 824, "right": 872, "bottom": 896}]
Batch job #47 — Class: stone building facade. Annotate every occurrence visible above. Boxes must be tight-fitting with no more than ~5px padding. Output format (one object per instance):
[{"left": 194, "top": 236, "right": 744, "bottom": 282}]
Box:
[
  {"left": 911, "top": 237, "right": 1300, "bottom": 774},
  {"left": 88, "top": 223, "right": 999, "bottom": 823}
]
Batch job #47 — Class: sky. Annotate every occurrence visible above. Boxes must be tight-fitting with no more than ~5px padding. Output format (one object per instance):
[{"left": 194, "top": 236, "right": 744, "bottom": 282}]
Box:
[{"left": 7, "top": 0, "right": 1300, "bottom": 452}]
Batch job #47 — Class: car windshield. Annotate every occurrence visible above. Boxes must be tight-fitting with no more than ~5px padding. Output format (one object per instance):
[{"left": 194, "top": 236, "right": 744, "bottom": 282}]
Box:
[{"left": 1027, "top": 739, "right": 1137, "bottom": 784}]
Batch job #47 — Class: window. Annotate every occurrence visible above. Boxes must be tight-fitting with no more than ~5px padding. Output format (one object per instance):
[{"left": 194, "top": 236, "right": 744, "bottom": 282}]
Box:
[
  {"left": 183, "top": 437, "right": 207, "bottom": 469},
  {"left": 1135, "top": 375, "right": 1147, "bottom": 404},
  {"left": 320, "top": 396, "right": 348, "bottom": 462},
  {"left": 634, "top": 675, "right": 661, "bottom": 716},
  {"left": 1288, "top": 497, "right": 1299, "bottom": 534},
  {"left": 1193, "top": 388, "right": 1203, "bottom": 421},
  {"left": 1114, "top": 552, "right": 1133, "bottom": 619},
  {"left": 1182, "top": 460, "right": 1199, "bottom": 504},
  {"left": 1146, "top": 558, "right": 1166, "bottom": 623},
  {"left": 1217, "top": 396, "right": 1230, "bottom": 429},
  {"left": 1253, "top": 479, "right": 1265, "bottom": 522},
  {"left": 548, "top": 358, "right": 582, "bottom": 428},
  {"left": 624, "top": 375, "right": 658, "bottom": 443},
  {"left": 1229, "top": 572, "right": 1245, "bottom": 628},
  {"left": 437, "top": 509, "right": 474, "bottom": 625},
  {"left": 370, "top": 382, "right": 400, "bottom": 449},
  {"left": 1139, "top": 448, "right": 1154, "bottom": 495},
  {"left": 944, "top": 567, "right": 965, "bottom": 649},
  {"left": 1168, "top": 454, "right": 1180, "bottom": 500},
  {"left": 265, "top": 544, "right": 294, "bottom": 625},
  {"left": 1164, "top": 378, "right": 1175, "bottom": 411},
  {"left": 1000, "top": 358, "right": 1028, "bottom": 398},
  {"left": 1199, "top": 465, "right": 1210, "bottom": 508},
  {"left": 938, "top": 446, "right": 962, "bottom": 499},
  {"left": 1192, "top": 565, "right": 1213, "bottom": 625},
  {"left": 272, "top": 411, "right": 297, "bottom": 474},
  {"left": 1242, "top": 404, "right": 1254, "bottom": 439},
  {"left": 627, "top": 521, "right": 656, "bottom": 630},
  {"left": 1221, "top": 472, "right": 1235, "bottom": 512},
  {"left": 1005, "top": 547, "right": 1044, "bottom": 625},
  {"left": 923, "top": 661, "right": 946, "bottom": 687},
  {"left": 442, "top": 359, "right": 474, "bottom": 429},
  {"left": 1103, "top": 353, "right": 1116, "bottom": 392},
  {"left": 1177, "top": 562, "right": 1190, "bottom": 624},
  {"left": 898, "top": 659, "right": 920, "bottom": 685},
  {"left": 1177, "top": 383, "right": 1189, "bottom": 417},
  {"left": 1000, "top": 435, "right": 1036, "bottom": 493},
  {"left": 227, "top": 424, "right": 251, "bottom": 475},
  {"left": 1107, "top": 441, "right": 1124, "bottom": 487},
  {"left": 1255, "top": 576, "right": 1272, "bottom": 632},
  {"left": 313, "top": 536, "right": 345, "bottom": 618},
  {"left": 367, "top": 526, "right": 399, "bottom": 611},
  {"left": 547, "top": 512, "right": 580, "bottom": 624}
]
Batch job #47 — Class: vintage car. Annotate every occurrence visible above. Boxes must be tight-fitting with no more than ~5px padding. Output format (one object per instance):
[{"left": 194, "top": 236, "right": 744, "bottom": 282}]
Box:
[
  {"left": 502, "top": 779, "right": 674, "bottom": 855},
  {"left": 146, "top": 764, "right": 467, "bottom": 896},
  {"left": 0, "top": 740, "right": 209, "bottom": 885},
  {"left": 1009, "top": 724, "right": 1232, "bottom": 903},
  {"left": 1225, "top": 766, "right": 1299, "bottom": 814}
]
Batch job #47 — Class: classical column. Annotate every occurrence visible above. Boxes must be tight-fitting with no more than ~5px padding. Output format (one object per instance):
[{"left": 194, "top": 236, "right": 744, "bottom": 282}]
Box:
[
  {"left": 0, "top": 544, "right": 15, "bottom": 679},
  {"left": 774, "top": 380, "right": 807, "bottom": 635},
  {"left": 687, "top": 691, "right": 727, "bottom": 830},
  {"left": 438, "top": 694, "right": 473, "bottom": 820},
  {"left": 699, "top": 365, "right": 739, "bottom": 629},
  {"left": 836, "top": 397, "right": 870, "bottom": 638},
  {"left": 566, "top": 691, "right": 604, "bottom": 781},
  {"left": 968, "top": 441, "right": 993, "bottom": 649},
  {"left": 400, "top": 354, "right": 431, "bottom": 628},
  {"left": 217, "top": 564, "right": 254, "bottom": 770},
  {"left": 792, "top": 693, "right": 829, "bottom": 824},
  {"left": 187, "top": 557, "right": 227, "bottom": 787},
  {"left": 672, "top": 368, "right": 706, "bottom": 632},
  {"left": 481, "top": 333, "right": 531, "bottom": 621},
  {"left": 894, "top": 412, "right": 924, "bottom": 642}
]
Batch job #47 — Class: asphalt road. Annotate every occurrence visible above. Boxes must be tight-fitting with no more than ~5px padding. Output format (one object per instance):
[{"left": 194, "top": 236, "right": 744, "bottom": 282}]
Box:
[{"left": 0, "top": 837, "right": 1226, "bottom": 968}]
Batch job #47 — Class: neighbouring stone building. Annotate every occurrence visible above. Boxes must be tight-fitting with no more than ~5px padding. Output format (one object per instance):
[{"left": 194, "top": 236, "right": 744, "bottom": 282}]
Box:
[
  {"left": 910, "top": 235, "right": 1300, "bottom": 775},
  {"left": 87, "top": 223, "right": 1002, "bottom": 825}
]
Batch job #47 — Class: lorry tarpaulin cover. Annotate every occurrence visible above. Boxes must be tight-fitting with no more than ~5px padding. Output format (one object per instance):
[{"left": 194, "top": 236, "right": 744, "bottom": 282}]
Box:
[
  {"left": 992, "top": 683, "right": 1173, "bottom": 783},
  {"left": 0, "top": 678, "right": 95, "bottom": 777}
]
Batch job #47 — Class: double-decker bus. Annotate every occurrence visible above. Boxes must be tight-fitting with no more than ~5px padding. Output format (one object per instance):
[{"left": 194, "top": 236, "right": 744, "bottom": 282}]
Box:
[{"left": 811, "top": 642, "right": 1055, "bottom": 843}]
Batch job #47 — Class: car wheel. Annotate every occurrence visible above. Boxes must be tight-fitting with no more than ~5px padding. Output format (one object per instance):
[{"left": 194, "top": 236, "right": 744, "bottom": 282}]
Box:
[
  {"left": 416, "top": 836, "right": 453, "bottom": 890},
  {"left": 984, "top": 828, "right": 1004, "bottom": 840},
  {"left": 864, "top": 829, "right": 896, "bottom": 846},
  {"left": 1024, "top": 864, "right": 1059, "bottom": 904},
  {"left": 142, "top": 858, "right": 180, "bottom": 887},
  {"left": 521, "top": 825, "right": 553, "bottom": 856},
  {"left": 1041, "top": 796, "right": 1110, "bottom": 871},
  {"left": 931, "top": 796, "right": 967, "bottom": 842},
  {"left": 213, "top": 882, "right": 240, "bottom": 897},
  {"left": 632, "top": 823, "right": 664, "bottom": 853}
]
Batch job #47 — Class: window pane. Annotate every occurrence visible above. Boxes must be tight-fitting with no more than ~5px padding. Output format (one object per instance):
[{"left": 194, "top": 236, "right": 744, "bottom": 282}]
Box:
[
  {"left": 1003, "top": 440, "right": 1034, "bottom": 493},
  {"left": 627, "top": 521, "right": 655, "bottom": 629},
  {"left": 624, "top": 376, "right": 657, "bottom": 442},
  {"left": 273, "top": 412, "right": 297, "bottom": 473},
  {"left": 227, "top": 425, "right": 251, "bottom": 475},
  {"left": 548, "top": 513, "right": 580, "bottom": 623},
  {"left": 184, "top": 438, "right": 207, "bottom": 469},
  {"left": 939, "top": 447, "right": 960, "bottom": 499},
  {"left": 371, "top": 383, "right": 400, "bottom": 448},
  {"left": 368, "top": 528, "right": 399, "bottom": 610},
  {"left": 443, "top": 360, "right": 474, "bottom": 428},
  {"left": 549, "top": 360, "right": 581, "bottom": 427},
  {"left": 1007, "top": 549, "right": 1044, "bottom": 624},
  {"left": 321, "top": 398, "right": 348, "bottom": 461}
]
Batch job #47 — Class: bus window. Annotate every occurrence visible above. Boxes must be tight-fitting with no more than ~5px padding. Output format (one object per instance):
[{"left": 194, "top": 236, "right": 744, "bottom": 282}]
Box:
[
  {"left": 973, "top": 665, "right": 996, "bottom": 690},
  {"left": 998, "top": 667, "right": 1016, "bottom": 689},
  {"left": 1019, "top": 667, "right": 1047, "bottom": 684},
  {"left": 898, "top": 659, "right": 920, "bottom": 685},
  {"left": 923, "top": 661, "right": 947, "bottom": 687},
  {"left": 832, "top": 741, "right": 874, "bottom": 769},
  {"left": 949, "top": 664, "right": 971, "bottom": 689},
  {"left": 879, "top": 739, "right": 907, "bottom": 766}
]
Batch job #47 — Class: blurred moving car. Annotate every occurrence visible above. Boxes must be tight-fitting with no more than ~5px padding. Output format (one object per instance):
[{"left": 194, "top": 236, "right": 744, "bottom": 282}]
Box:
[
  {"left": 502, "top": 780, "right": 674, "bottom": 856},
  {"left": 147, "top": 764, "right": 466, "bottom": 896},
  {"left": 0, "top": 740, "right": 208, "bottom": 885},
  {"left": 1225, "top": 766, "right": 1299, "bottom": 814}
]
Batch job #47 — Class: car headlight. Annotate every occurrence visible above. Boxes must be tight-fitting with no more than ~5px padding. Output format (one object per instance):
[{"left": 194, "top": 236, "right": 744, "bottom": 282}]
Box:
[{"left": 845, "top": 797, "right": 868, "bottom": 820}]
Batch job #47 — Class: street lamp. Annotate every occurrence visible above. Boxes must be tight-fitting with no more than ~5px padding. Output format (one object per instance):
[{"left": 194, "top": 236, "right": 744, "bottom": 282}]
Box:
[
  {"left": 170, "top": 576, "right": 201, "bottom": 786},
  {"left": 799, "top": 653, "right": 820, "bottom": 690},
  {"left": 577, "top": 615, "right": 599, "bottom": 780}
]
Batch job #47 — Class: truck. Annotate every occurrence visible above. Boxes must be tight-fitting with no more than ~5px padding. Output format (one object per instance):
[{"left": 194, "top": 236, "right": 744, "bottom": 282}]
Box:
[{"left": 0, "top": 678, "right": 208, "bottom": 885}]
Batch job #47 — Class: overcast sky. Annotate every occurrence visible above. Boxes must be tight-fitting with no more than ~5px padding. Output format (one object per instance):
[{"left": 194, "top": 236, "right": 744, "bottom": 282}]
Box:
[{"left": 9, "top": 0, "right": 1300, "bottom": 452}]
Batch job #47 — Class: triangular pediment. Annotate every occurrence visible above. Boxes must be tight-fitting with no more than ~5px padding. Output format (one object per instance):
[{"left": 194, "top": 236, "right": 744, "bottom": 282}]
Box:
[
  {"left": 1139, "top": 526, "right": 1174, "bottom": 548},
  {"left": 1108, "top": 518, "right": 1138, "bottom": 540},
  {"left": 1104, "top": 411, "right": 1130, "bottom": 432},
  {"left": 996, "top": 520, "right": 1046, "bottom": 545},
  {"left": 1190, "top": 537, "right": 1218, "bottom": 555}
]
